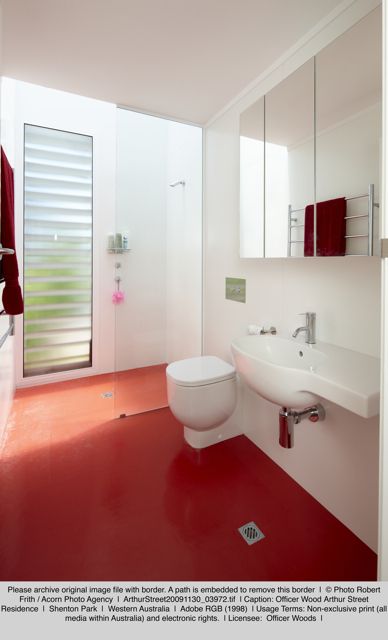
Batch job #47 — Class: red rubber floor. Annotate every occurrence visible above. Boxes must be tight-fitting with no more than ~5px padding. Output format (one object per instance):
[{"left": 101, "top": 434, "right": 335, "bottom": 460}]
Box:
[{"left": 0, "top": 377, "right": 377, "bottom": 581}]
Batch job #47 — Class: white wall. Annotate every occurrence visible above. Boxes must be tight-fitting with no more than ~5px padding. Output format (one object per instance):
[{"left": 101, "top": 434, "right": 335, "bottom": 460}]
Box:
[
  {"left": 378, "top": 0, "right": 388, "bottom": 581},
  {"left": 1, "top": 79, "right": 117, "bottom": 386},
  {"left": 204, "top": 0, "right": 381, "bottom": 550}
]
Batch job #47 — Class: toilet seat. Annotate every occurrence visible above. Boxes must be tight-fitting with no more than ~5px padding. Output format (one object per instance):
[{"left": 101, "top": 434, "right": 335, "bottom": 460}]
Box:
[{"left": 166, "top": 356, "right": 235, "bottom": 387}]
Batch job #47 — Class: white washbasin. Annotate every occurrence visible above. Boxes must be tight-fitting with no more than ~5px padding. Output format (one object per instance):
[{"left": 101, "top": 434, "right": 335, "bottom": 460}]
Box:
[{"left": 231, "top": 335, "right": 379, "bottom": 417}]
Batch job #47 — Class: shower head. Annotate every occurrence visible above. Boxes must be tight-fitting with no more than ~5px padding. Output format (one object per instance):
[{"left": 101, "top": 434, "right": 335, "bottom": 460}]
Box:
[{"left": 169, "top": 180, "right": 186, "bottom": 187}]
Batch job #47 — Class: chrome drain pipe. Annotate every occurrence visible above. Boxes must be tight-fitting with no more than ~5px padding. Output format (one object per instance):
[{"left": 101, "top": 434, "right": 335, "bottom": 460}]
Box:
[{"left": 279, "top": 404, "right": 325, "bottom": 448}]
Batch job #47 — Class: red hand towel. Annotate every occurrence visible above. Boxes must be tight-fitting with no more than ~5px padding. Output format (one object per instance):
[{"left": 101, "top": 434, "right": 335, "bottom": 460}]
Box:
[
  {"left": 304, "top": 197, "right": 346, "bottom": 257},
  {"left": 1, "top": 147, "right": 24, "bottom": 314}
]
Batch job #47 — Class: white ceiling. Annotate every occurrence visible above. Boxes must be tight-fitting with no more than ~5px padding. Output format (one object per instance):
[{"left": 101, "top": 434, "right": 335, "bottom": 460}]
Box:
[{"left": 2, "top": 0, "right": 346, "bottom": 125}]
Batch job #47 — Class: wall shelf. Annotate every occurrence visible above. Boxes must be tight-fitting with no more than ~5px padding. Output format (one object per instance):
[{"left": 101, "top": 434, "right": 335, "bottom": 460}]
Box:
[{"left": 107, "top": 248, "right": 130, "bottom": 254}]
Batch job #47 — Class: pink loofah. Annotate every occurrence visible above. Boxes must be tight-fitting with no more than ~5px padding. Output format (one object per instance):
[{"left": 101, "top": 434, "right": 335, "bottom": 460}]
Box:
[{"left": 112, "top": 290, "right": 125, "bottom": 304}]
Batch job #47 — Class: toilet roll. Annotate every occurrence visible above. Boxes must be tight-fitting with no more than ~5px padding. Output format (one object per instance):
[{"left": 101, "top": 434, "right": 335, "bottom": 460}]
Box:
[{"left": 247, "top": 324, "right": 263, "bottom": 335}]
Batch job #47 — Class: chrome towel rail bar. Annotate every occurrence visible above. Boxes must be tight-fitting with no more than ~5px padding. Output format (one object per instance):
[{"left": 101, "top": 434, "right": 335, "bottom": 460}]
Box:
[
  {"left": 0, "top": 319, "right": 14, "bottom": 350},
  {"left": 0, "top": 243, "right": 15, "bottom": 259}
]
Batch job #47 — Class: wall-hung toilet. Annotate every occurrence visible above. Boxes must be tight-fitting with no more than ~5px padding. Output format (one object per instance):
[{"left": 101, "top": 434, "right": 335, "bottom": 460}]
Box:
[{"left": 166, "top": 356, "right": 237, "bottom": 448}]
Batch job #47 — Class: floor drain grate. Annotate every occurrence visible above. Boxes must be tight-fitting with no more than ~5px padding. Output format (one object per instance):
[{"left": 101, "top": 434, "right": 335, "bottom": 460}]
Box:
[
  {"left": 238, "top": 521, "right": 265, "bottom": 545},
  {"left": 101, "top": 391, "right": 113, "bottom": 398}
]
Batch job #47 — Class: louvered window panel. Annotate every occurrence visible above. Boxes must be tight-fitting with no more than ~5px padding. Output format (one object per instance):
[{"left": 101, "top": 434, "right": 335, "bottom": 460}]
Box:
[{"left": 23, "top": 124, "right": 93, "bottom": 377}]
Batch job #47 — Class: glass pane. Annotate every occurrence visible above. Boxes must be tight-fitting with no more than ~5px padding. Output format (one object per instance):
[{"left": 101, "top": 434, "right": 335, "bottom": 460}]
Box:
[
  {"left": 23, "top": 124, "right": 93, "bottom": 376},
  {"left": 316, "top": 7, "right": 382, "bottom": 256},
  {"left": 114, "top": 109, "right": 202, "bottom": 418},
  {"left": 265, "top": 59, "right": 315, "bottom": 257},
  {"left": 239, "top": 98, "right": 264, "bottom": 257}
]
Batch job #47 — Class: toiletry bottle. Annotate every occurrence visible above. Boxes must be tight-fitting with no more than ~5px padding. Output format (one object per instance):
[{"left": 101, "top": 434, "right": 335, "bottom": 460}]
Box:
[
  {"left": 108, "top": 233, "right": 115, "bottom": 251},
  {"left": 115, "top": 233, "right": 123, "bottom": 250}
]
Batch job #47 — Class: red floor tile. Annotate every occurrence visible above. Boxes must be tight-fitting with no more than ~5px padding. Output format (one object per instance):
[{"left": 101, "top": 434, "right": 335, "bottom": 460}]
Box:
[{"left": 0, "top": 376, "right": 377, "bottom": 581}]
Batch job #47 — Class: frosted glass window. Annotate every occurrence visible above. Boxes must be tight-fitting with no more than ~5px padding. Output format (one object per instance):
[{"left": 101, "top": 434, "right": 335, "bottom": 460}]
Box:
[{"left": 23, "top": 124, "right": 93, "bottom": 377}]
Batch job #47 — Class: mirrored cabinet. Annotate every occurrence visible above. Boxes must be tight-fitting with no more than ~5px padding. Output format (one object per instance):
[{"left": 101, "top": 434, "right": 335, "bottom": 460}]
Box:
[{"left": 239, "top": 6, "right": 381, "bottom": 258}]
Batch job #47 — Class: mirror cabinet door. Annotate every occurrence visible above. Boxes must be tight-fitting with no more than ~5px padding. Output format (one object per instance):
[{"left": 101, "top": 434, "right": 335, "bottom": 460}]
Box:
[
  {"left": 239, "top": 97, "right": 265, "bottom": 257},
  {"left": 315, "top": 6, "right": 382, "bottom": 257},
  {"left": 264, "top": 59, "right": 315, "bottom": 257}
]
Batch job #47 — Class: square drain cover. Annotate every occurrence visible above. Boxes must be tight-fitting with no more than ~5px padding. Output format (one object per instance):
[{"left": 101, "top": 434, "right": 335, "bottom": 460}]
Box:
[{"left": 238, "top": 521, "right": 265, "bottom": 545}]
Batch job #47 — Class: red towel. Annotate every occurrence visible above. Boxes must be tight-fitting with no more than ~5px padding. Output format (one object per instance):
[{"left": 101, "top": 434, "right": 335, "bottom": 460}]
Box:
[
  {"left": 304, "top": 197, "right": 346, "bottom": 256},
  {"left": 1, "top": 147, "right": 24, "bottom": 314}
]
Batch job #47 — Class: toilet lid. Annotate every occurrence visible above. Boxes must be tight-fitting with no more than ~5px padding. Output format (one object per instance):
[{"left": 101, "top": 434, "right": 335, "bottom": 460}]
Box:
[{"left": 166, "top": 356, "right": 236, "bottom": 387}]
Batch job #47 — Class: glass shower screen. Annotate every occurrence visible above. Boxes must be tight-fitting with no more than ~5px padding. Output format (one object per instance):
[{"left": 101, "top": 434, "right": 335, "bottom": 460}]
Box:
[{"left": 113, "top": 108, "right": 202, "bottom": 418}]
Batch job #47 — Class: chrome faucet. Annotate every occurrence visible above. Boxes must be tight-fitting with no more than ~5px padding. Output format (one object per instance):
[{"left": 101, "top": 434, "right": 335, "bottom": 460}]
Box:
[{"left": 292, "top": 312, "right": 316, "bottom": 344}]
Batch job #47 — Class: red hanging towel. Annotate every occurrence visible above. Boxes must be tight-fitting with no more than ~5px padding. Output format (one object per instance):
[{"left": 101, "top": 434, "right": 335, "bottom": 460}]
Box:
[
  {"left": 304, "top": 197, "right": 346, "bottom": 257},
  {"left": 1, "top": 147, "right": 24, "bottom": 314}
]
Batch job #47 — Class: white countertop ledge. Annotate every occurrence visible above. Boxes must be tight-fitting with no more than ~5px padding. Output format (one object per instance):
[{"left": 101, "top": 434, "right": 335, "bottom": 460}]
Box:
[{"left": 307, "top": 340, "right": 380, "bottom": 418}]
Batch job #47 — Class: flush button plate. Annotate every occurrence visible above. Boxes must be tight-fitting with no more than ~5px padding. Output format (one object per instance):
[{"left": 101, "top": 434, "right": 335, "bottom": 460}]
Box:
[{"left": 225, "top": 277, "right": 246, "bottom": 303}]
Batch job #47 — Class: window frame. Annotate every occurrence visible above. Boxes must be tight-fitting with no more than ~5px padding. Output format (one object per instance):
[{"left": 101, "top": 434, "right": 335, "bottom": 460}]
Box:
[{"left": 22, "top": 123, "right": 94, "bottom": 377}]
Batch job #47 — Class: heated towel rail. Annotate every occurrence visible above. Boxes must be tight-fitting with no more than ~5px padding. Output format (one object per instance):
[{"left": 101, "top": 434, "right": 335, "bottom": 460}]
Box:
[
  {"left": 288, "top": 183, "right": 378, "bottom": 256},
  {"left": 0, "top": 244, "right": 15, "bottom": 258},
  {"left": 0, "top": 317, "right": 14, "bottom": 350}
]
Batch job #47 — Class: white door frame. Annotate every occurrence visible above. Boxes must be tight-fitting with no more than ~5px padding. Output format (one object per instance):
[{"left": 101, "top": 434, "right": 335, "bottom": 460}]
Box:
[{"left": 378, "top": 0, "right": 388, "bottom": 581}]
